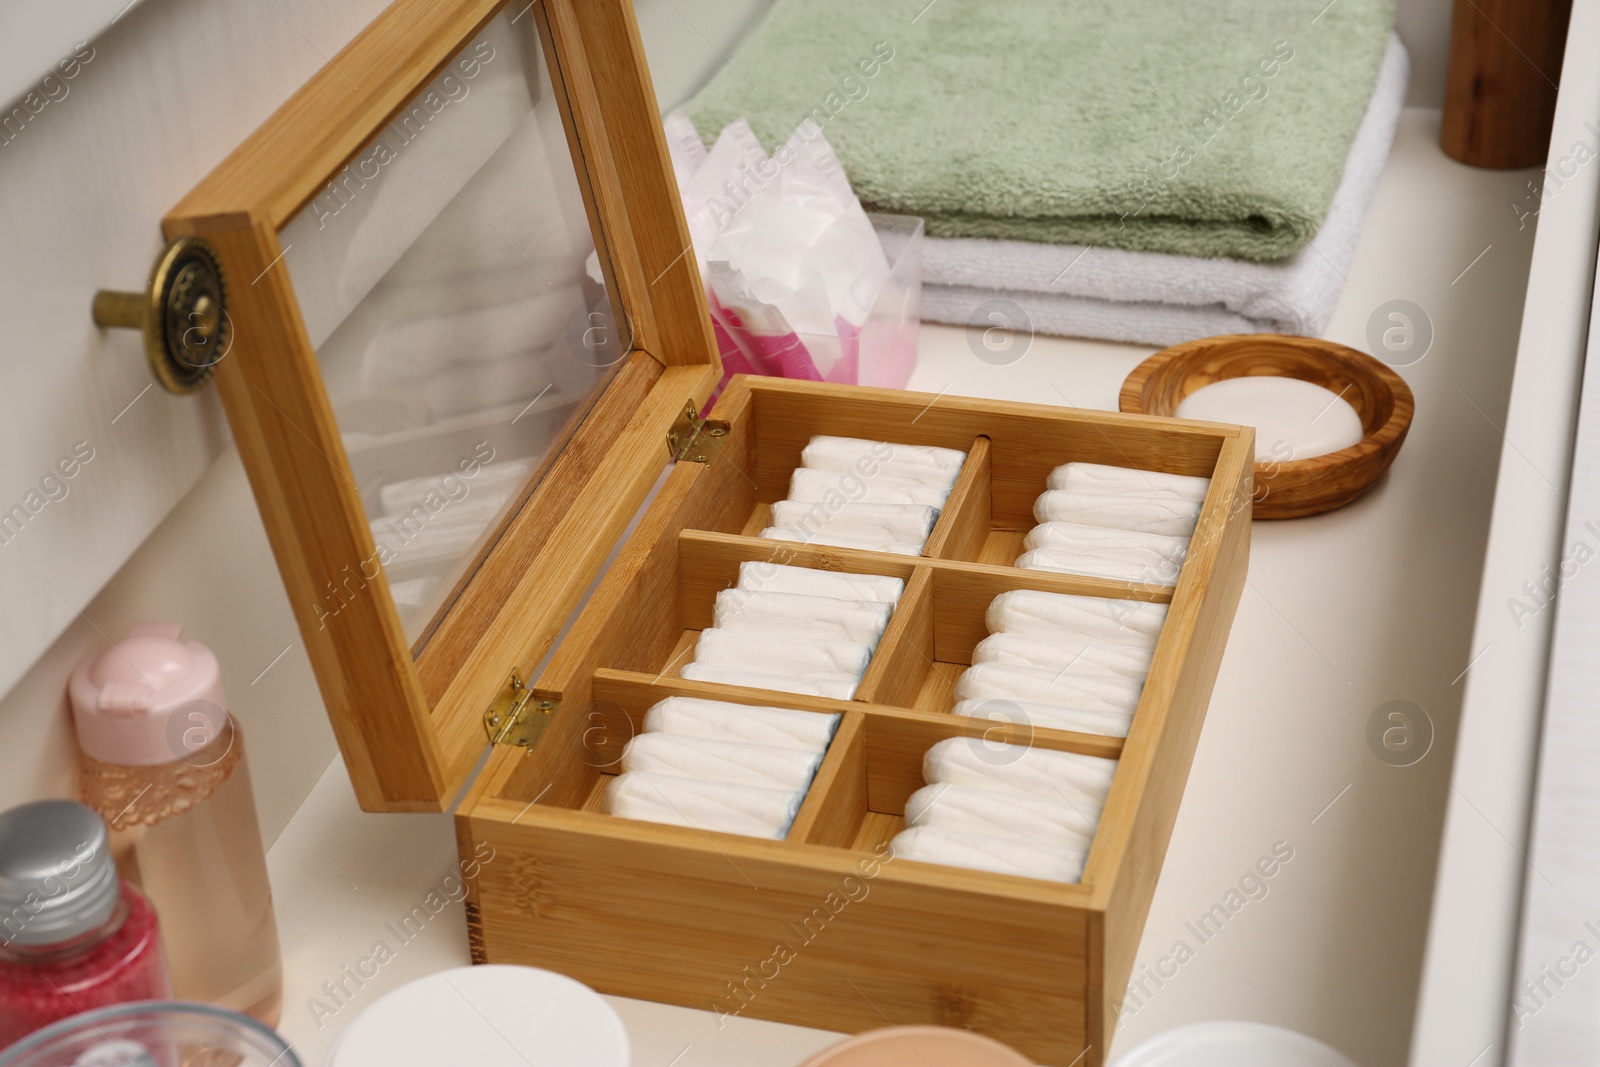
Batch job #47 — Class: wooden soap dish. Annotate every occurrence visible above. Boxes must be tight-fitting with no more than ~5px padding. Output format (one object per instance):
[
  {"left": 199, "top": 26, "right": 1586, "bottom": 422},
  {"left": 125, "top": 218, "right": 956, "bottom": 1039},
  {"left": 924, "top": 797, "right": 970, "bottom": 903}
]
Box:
[{"left": 1119, "top": 333, "right": 1415, "bottom": 520}]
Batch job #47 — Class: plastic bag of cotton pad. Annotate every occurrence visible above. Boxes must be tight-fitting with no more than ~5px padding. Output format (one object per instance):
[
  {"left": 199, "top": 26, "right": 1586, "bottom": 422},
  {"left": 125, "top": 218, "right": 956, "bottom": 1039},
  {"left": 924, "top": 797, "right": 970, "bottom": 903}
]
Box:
[
  {"left": 922, "top": 736, "right": 1117, "bottom": 808},
  {"left": 890, "top": 824, "right": 1088, "bottom": 883},
  {"left": 642, "top": 696, "right": 839, "bottom": 751},
  {"left": 605, "top": 771, "right": 803, "bottom": 839},
  {"left": 1047, "top": 462, "right": 1210, "bottom": 502},
  {"left": 985, "top": 589, "right": 1168, "bottom": 648}
]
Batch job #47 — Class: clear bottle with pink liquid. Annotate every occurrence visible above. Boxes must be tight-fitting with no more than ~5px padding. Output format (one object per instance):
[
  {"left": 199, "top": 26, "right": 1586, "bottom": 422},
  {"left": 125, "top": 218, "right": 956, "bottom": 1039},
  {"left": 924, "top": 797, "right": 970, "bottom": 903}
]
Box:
[{"left": 69, "top": 622, "right": 283, "bottom": 1026}]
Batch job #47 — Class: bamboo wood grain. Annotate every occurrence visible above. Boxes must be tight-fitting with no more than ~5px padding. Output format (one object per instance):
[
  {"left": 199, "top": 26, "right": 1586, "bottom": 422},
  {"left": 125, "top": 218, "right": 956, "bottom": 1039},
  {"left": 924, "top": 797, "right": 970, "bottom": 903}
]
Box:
[
  {"left": 786, "top": 711, "right": 868, "bottom": 845},
  {"left": 1120, "top": 333, "right": 1413, "bottom": 520},
  {"left": 852, "top": 568, "right": 935, "bottom": 710},
  {"left": 922, "top": 436, "right": 992, "bottom": 562}
]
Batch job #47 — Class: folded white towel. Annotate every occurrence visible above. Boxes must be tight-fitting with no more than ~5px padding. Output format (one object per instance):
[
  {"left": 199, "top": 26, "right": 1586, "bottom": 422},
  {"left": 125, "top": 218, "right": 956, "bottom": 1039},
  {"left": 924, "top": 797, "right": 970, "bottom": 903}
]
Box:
[
  {"left": 714, "top": 589, "right": 893, "bottom": 645},
  {"left": 905, "top": 782, "right": 1096, "bottom": 847},
  {"left": 922, "top": 736, "right": 1117, "bottom": 808},
  {"left": 971, "top": 632, "right": 1154, "bottom": 680},
  {"left": 890, "top": 824, "right": 1087, "bottom": 883},
  {"left": 787, "top": 467, "right": 951, "bottom": 508},
  {"left": 680, "top": 663, "right": 857, "bottom": 700},
  {"left": 1047, "top": 462, "right": 1210, "bottom": 503},
  {"left": 735, "top": 561, "right": 904, "bottom": 604},
  {"left": 918, "top": 36, "right": 1410, "bottom": 346},
  {"left": 620, "top": 733, "right": 824, "bottom": 791},
  {"left": 986, "top": 590, "right": 1168, "bottom": 647},
  {"left": 643, "top": 697, "right": 839, "bottom": 750},
  {"left": 952, "top": 697, "right": 1134, "bottom": 739},
  {"left": 801, "top": 435, "right": 966, "bottom": 489},
  {"left": 768, "top": 501, "right": 939, "bottom": 545},
  {"left": 1033, "top": 491, "right": 1200, "bottom": 537},
  {"left": 693, "top": 628, "right": 873, "bottom": 680},
  {"left": 759, "top": 528, "right": 926, "bottom": 556},
  {"left": 606, "top": 771, "right": 803, "bottom": 839},
  {"left": 1016, "top": 547, "right": 1182, "bottom": 586},
  {"left": 953, "top": 662, "right": 1142, "bottom": 714},
  {"left": 1023, "top": 522, "right": 1191, "bottom": 561}
]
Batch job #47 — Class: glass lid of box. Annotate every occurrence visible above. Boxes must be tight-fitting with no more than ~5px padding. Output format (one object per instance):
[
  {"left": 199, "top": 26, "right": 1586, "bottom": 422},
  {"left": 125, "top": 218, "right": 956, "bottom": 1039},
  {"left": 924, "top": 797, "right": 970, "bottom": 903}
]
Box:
[{"left": 278, "top": 7, "right": 628, "bottom": 648}]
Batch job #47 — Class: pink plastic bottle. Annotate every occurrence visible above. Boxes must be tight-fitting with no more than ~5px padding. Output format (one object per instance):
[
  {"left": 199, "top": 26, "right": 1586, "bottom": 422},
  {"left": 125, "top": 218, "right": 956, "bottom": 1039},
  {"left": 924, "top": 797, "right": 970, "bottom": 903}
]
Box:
[
  {"left": 0, "top": 799, "right": 171, "bottom": 1046},
  {"left": 69, "top": 623, "right": 283, "bottom": 1026}
]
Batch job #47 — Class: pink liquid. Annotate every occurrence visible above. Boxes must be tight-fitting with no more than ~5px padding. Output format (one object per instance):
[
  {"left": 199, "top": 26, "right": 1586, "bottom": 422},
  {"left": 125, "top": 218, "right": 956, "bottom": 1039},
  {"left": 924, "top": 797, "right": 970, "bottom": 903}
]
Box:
[{"left": 0, "top": 882, "right": 171, "bottom": 1048}]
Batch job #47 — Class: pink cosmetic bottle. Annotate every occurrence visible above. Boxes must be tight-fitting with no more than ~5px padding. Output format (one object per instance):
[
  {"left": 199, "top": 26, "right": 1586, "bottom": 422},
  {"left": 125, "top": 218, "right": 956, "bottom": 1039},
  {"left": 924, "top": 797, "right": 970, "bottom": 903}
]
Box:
[
  {"left": 0, "top": 800, "right": 171, "bottom": 1047},
  {"left": 69, "top": 623, "right": 283, "bottom": 1026}
]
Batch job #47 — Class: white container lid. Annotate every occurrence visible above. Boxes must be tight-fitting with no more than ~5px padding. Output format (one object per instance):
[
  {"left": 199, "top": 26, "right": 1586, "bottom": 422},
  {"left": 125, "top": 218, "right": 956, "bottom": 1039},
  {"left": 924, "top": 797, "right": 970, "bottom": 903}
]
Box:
[
  {"left": 1110, "top": 1021, "right": 1362, "bottom": 1067},
  {"left": 325, "top": 966, "right": 628, "bottom": 1067}
]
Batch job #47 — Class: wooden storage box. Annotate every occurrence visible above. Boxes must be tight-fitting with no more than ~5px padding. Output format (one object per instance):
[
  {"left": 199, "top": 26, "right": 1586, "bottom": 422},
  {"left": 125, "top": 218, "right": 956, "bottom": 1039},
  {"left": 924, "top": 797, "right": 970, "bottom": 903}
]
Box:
[{"left": 161, "top": 1, "right": 1253, "bottom": 1062}]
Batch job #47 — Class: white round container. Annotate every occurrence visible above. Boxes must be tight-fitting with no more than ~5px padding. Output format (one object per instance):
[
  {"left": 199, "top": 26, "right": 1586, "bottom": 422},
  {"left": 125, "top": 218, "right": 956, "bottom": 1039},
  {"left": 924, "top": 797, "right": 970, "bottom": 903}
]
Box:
[{"left": 1110, "top": 1021, "right": 1362, "bottom": 1067}]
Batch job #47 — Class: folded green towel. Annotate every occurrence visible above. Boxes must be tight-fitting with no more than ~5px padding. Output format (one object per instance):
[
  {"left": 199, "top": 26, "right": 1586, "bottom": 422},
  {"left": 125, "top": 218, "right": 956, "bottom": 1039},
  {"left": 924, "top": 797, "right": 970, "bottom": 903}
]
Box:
[{"left": 683, "top": 0, "right": 1394, "bottom": 261}]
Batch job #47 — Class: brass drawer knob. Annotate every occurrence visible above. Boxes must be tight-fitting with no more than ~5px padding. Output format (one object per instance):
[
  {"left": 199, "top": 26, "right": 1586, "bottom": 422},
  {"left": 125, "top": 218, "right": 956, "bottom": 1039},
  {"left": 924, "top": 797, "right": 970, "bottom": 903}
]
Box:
[{"left": 93, "top": 236, "right": 232, "bottom": 395}]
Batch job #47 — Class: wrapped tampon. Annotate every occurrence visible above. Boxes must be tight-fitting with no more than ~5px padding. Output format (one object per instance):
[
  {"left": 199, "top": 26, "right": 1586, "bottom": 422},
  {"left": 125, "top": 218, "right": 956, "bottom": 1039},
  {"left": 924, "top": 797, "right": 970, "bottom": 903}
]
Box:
[
  {"left": 759, "top": 528, "right": 925, "bottom": 556},
  {"left": 985, "top": 590, "right": 1168, "bottom": 647},
  {"left": 1047, "top": 462, "right": 1210, "bottom": 502},
  {"left": 735, "top": 562, "right": 904, "bottom": 604},
  {"left": 787, "top": 467, "right": 951, "bottom": 508},
  {"left": 922, "top": 736, "right": 1117, "bottom": 806},
  {"left": 680, "top": 664, "right": 857, "bottom": 700},
  {"left": 768, "top": 501, "right": 939, "bottom": 545},
  {"left": 953, "top": 697, "right": 1133, "bottom": 739},
  {"left": 953, "top": 663, "right": 1142, "bottom": 714},
  {"left": 1022, "top": 522, "right": 1191, "bottom": 561},
  {"left": 605, "top": 772, "right": 803, "bottom": 839},
  {"left": 800, "top": 435, "right": 966, "bottom": 488},
  {"left": 714, "top": 589, "right": 893, "bottom": 645},
  {"left": 642, "top": 697, "right": 839, "bottom": 750},
  {"left": 1033, "top": 491, "right": 1201, "bottom": 537},
  {"left": 620, "top": 733, "right": 824, "bottom": 792},
  {"left": 1015, "top": 547, "right": 1183, "bottom": 586},
  {"left": 904, "top": 782, "right": 1097, "bottom": 847},
  {"left": 890, "top": 825, "right": 1087, "bottom": 883},
  {"left": 972, "top": 632, "right": 1155, "bottom": 680},
  {"left": 693, "top": 629, "right": 872, "bottom": 679}
]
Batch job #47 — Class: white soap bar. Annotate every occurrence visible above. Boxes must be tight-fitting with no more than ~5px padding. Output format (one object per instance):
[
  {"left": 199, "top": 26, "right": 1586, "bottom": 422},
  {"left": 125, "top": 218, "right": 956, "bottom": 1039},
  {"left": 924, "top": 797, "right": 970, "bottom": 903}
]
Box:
[
  {"left": 1046, "top": 462, "right": 1210, "bottom": 502},
  {"left": 692, "top": 628, "right": 872, "bottom": 680},
  {"left": 1016, "top": 547, "right": 1181, "bottom": 586},
  {"left": 986, "top": 589, "right": 1168, "bottom": 647},
  {"left": 680, "top": 664, "right": 857, "bottom": 700},
  {"left": 952, "top": 697, "right": 1133, "bottom": 739},
  {"left": 922, "top": 735, "right": 1117, "bottom": 807},
  {"left": 800, "top": 435, "right": 967, "bottom": 488},
  {"left": 890, "top": 825, "right": 1087, "bottom": 883},
  {"left": 905, "top": 782, "right": 1097, "bottom": 847},
  {"left": 1033, "top": 491, "right": 1201, "bottom": 537},
  {"left": 1023, "top": 521, "right": 1191, "bottom": 560},
  {"left": 643, "top": 697, "right": 839, "bottom": 751},
  {"left": 971, "top": 632, "right": 1154, "bottom": 680},
  {"left": 1175, "top": 376, "right": 1364, "bottom": 462},
  {"left": 606, "top": 772, "right": 803, "bottom": 840},
  {"left": 768, "top": 501, "right": 939, "bottom": 545},
  {"left": 736, "top": 561, "right": 904, "bottom": 604},
  {"left": 787, "top": 467, "right": 951, "bottom": 507},
  {"left": 759, "top": 528, "right": 925, "bottom": 556},
  {"left": 953, "top": 662, "right": 1142, "bottom": 714},
  {"left": 620, "top": 733, "right": 824, "bottom": 792}
]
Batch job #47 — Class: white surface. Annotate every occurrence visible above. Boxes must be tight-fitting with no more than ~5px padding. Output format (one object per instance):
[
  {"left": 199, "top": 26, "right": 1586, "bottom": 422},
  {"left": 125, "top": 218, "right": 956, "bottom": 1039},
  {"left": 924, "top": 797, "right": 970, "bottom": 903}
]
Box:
[
  {"left": 1174, "top": 378, "right": 1365, "bottom": 462},
  {"left": 1412, "top": 0, "right": 1600, "bottom": 1062},
  {"left": 1109, "top": 1021, "right": 1361, "bottom": 1067},
  {"left": 325, "top": 965, "right": 629, "bottom": 1067},
  {"left": 0, "top": 1, "right": 147, "bottom": 112},
  {"left": 260, "top": 107, "right": 1537, "bottom": 1067}
]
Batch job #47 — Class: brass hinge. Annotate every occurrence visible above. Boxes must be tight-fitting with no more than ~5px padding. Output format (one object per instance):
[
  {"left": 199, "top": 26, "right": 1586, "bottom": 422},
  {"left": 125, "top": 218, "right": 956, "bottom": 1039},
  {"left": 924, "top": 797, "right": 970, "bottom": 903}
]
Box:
[
  {"left": 667, "top": 400, "right": 730, "bottom": 464},
  {"left": 483, "top": 672, "right": 557, "bottom": 749}
]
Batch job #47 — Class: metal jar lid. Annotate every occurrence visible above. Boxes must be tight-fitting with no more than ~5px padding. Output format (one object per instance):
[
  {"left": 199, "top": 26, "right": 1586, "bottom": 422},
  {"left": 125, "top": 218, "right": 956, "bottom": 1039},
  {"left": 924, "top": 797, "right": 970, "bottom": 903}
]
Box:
[{"left": 0, "top": 800, "right": 119, "bottom": 948}]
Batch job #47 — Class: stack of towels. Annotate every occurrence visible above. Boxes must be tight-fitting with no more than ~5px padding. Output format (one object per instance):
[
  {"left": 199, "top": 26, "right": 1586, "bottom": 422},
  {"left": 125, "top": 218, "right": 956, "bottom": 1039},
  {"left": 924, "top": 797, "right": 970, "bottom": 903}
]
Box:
[
  {"left": 1017, "top": 462, "right": 1209, "bottom": 586},
  {"left": 891, "top": 737, "right": 1117, "bottom": 883},
  {"left": 679, "top": 561, "right": 904, "bottom": 699},
  {"left": 951, "top": 590, "right": 1167, "bottom": 739},
  {"left": 760, "top": 435, "right": 967, "bottom": 556},
  {"left": 605, "top": 696, "right": 841, "bottom": 840},
  {"left": 682, "top": 0, "right": 1408, "bottom": 346}
]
